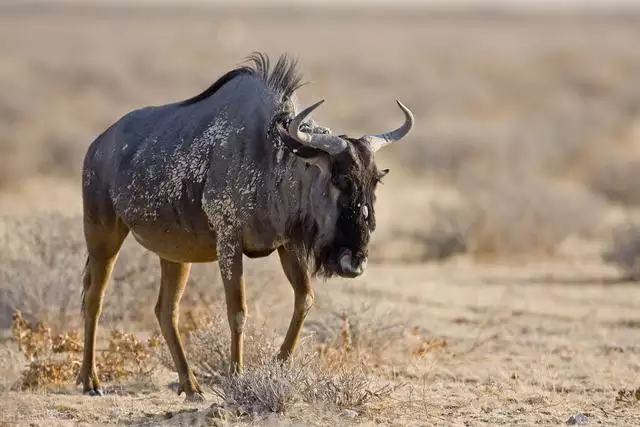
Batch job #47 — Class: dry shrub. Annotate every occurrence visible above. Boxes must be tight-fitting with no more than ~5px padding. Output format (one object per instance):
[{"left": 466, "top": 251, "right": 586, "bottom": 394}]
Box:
[
  {"left": 156, "top": 309, "right": 280, "bottom": 383},
  {"left": 0, "top": 213, "right": 86, "bottom": 329},
  {"left": 601, "top": 221, "right": 640, "bottom": 280},
  {"left": 424, "top": 174, "right": 607, "bottom": 258},
  {"left": 616, "top": 387, "right": 640, "bottom": 405},
  {"left": 584, "top": 156, "right": 640, "bottom": 207},
  {"left": 305, "top": 301, "right": 410, "bottom": 369},
  {"left": 212, "top": 356, "right": 311, "bottom": 415},
  {"left": 154, "top": 304, "right": 404, "bottom": 417},
  {"left": 10, "top": 311, "right": 156, "bottom": 390},
  {"left": 212, "top": 355, "right": 397, "bottom": 417},
  {"left": 301, "top": 363, "right": 397, "bottom": 410}
]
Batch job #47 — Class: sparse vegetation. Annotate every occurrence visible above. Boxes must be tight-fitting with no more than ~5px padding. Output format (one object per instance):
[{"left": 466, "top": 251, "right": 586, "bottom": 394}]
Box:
[
  {"left": 10, "top": 311, "right": 157, "bottom": 391},
  {"left": 10, "top": 306, "right": 405, "bottom": 420}
]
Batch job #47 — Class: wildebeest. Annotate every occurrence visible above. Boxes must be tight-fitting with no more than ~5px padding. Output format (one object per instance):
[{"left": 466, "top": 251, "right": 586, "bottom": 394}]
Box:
[{"left": 78, "top": 52, "right": 414, "bottom": 401}]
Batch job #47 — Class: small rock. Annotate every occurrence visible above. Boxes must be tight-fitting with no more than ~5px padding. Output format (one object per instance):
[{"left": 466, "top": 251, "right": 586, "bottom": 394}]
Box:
[
  {"left": 340, "top": 409, "right": 358, "bottom": 418},
  {"left": 566, "top": 413, "right": 587, "bottom": 425}
]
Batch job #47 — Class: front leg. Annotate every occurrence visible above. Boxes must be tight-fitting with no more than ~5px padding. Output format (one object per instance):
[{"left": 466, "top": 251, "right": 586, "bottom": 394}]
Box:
[
  {"left": 277, "top": 245, "right": 314, "bottom": 361},
  {"left": 217, "top": 233, "right": 247, "bottom": 374}
]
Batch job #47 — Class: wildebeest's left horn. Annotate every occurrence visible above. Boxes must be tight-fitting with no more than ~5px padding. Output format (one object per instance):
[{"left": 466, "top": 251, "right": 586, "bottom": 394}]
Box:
[
  {"left": 364, "top": 100, "right": 414, "bottom": 153},
  {"left": 288, "top": 100, "right": 348, "bottom": 156}
]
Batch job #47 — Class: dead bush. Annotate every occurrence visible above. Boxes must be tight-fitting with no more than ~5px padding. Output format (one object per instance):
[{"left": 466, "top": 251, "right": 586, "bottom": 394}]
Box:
[
  {"left": 0, "top": 213, "right": 86, "bottom": 329},
  {"left": 301, "top": 363, "right": 398, "bottom": 410},
  {"left": 153, "top": 303, "right": 403, "bottom": 417},
  {"left": 212, "top": 356, "right": 312, "bottom": 415},
  {"left": 10, "top": 311, "right": 157, "bottom": 391},
  {"left": 424, "top": 173, "right": 607, "bottom": 258},
  {"left": 212, "top": 354, "right": 397, "bottom": 417},
  {"left": 602, "top": 221, "right": 640, "bottom": 280},
  {"left": 155, "top": 309, "right": 280, "bottom": 383},
  {"left": 616, "top": 387, "right": 640, "bottom": 405},
  {"left": 305, "top": 301, "right": 409, "bottom": 368},
  {"left": 585, "top": 156, "right": 640, "bottom": 207}
]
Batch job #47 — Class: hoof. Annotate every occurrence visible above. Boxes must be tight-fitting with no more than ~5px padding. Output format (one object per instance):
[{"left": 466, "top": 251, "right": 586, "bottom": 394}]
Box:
[
  {"left": 185, "top": 392, "right": 205, "bottom": 403},
  {"left": 84, "top": 388, "right": 104, "bottom": 397}
]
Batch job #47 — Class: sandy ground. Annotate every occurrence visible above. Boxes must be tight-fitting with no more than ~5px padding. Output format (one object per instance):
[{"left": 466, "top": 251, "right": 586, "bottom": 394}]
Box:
[{"left": 2, "top": 259, "right": 640, "bottom": 426}]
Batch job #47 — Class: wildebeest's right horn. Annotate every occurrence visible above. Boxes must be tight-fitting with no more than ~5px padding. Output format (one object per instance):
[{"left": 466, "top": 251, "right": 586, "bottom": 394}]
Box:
[
  {"left": 288, "top": 100, "right": 348, "bottom": 156},
  {"left": 364, "top": 100, "right": 414, "bottom": 153}
]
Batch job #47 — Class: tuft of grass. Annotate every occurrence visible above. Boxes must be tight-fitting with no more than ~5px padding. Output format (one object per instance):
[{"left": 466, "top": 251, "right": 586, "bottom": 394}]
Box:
[
  {"left": 616, "top": 387, "right": 640, "bottom": 405},
  {"left": 211, "top": 354, "right": 399, "bottom": 417},
  {"left": 212, "top": 356, "right": 311, "bottom": 415}
]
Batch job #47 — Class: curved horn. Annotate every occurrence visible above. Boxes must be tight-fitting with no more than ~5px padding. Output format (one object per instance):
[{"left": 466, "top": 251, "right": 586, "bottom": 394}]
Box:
[
  {"left": 364, "top": 100, "right": 414, "bottom": 153},
  {"left": 287, "top": 100, "right": 347, "bottom": 156}
]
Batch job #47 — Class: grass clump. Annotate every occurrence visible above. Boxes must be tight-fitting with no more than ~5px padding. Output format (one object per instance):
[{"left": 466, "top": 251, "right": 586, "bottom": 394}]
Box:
[{"left": 210, "top": 354, "right": 399, "bottom": 418}]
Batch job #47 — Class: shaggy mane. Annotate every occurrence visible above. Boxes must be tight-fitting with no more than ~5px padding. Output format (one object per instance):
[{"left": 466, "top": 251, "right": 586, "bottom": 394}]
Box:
[{"left": 179, "top": 52, "right": 305, "bottom": 106}]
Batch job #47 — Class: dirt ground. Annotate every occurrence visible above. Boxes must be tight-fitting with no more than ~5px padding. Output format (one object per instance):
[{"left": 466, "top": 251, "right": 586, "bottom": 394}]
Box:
[
  {"left": 1, "top": 3, "right": 640, "bottom": 426},
  {"left": 2, "top": 259, "right": 640, "bottom": 426}
]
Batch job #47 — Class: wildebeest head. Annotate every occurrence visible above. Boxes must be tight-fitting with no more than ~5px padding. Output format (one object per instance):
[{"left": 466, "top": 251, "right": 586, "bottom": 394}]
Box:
[{"left": 280, "top": 100, "right": 414, "bottom": 278}]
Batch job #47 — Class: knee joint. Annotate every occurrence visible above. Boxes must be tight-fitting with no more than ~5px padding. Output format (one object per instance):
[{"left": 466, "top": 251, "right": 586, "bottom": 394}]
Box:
[
  {"left": 299, "top": 293, "right": 314, "bottom": 312},
  {"left": 235, "top": 311, "right": 246, "bottom": 333}
]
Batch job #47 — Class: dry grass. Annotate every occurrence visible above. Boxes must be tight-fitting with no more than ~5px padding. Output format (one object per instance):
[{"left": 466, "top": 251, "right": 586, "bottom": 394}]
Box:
[
  {"left": 9, "top": 311, "right": 157, "bottom": 391},
  {"left": 8, "top": 305, "right": 407, "bottom": 422},
  {"left": 164, "top": 305, "right": 408, "bottom": 417}
]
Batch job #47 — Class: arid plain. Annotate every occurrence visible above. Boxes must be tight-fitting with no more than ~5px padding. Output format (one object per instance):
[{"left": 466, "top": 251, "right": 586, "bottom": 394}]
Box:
[{"left": 1, "top": 4, "right": 640, "bottom": 426}]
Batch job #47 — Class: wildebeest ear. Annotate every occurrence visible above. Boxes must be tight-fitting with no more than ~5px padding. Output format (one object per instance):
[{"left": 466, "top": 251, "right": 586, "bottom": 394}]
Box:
[
  {"left": 303, "top": 154, "right": 332, "bottom": 175},
  {"left": 277, "top": 125, "right": 324, "bottom": 159},
  {"left": 378, "top": 169, "right": 390, "bottom": 180},
  {"left": 277, "top": 124, "right": 332, "bottom": 173}
]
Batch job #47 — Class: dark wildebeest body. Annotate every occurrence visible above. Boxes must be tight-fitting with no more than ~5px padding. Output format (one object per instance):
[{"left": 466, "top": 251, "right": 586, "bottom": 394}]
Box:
[{"left": 78, "top": 53, "right": 414, "bottom": 400}]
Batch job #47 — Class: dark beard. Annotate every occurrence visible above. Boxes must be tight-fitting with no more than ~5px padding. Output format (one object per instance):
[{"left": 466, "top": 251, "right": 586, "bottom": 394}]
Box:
[
  {"left": 285, "top": 211, "right": 369, "bottom": 279},
  {"left": 285, "top": 216, "right": 343, "bottom": 279}
]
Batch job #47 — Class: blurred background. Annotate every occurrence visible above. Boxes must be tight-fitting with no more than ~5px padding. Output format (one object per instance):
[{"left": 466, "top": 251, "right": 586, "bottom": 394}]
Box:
[{"left": 2, "top": 0, "right": 640, "bottom": 325}]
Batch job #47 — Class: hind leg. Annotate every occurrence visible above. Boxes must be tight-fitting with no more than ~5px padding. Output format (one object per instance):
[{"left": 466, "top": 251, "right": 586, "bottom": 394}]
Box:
[
  {"left": 77, "top": 219, "right": 128, "bottom": 395},
  {"left": 155, "top": 258, "right": 203, "bottom": 402}
]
